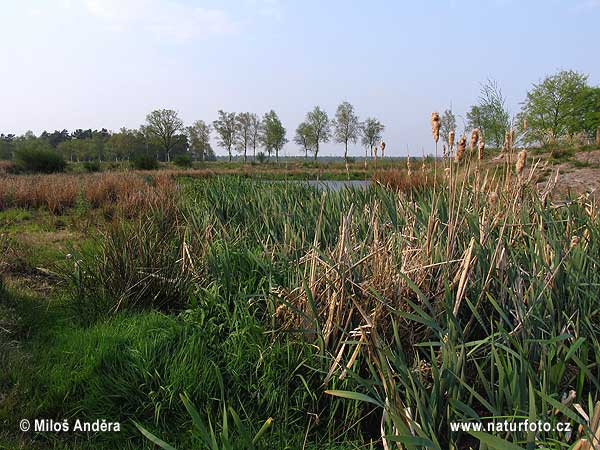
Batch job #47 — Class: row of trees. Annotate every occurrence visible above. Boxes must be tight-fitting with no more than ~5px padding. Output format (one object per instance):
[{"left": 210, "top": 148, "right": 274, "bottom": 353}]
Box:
[
  {"left": 440, "top": 70, "right": 600, "bottom": 149},
  {"left": 1, "top": 70, "right": 597, "bottom": 164}
]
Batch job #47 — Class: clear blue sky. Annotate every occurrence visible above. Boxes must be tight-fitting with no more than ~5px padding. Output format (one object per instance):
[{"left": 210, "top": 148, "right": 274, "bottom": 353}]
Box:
[{"left": 1, "top": 0, "right": 599, "bottom": 156}]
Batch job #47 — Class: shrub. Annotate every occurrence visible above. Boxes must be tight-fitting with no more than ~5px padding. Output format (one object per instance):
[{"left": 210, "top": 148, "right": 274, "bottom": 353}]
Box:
[
  {"left": 14, "top": 145, "right": 66, "bottom": 174},
  {"left": 256, "top": 152, "right": 267, "bottom": 164},
  {"left": 173, "top": 154, "right": 193, "bottom": 168},
  {"left": 133, "top": 155, "right": 159, "bottom": 170},
  {"left": 83, "top": 160, "right": 101, "bottom": 172}
]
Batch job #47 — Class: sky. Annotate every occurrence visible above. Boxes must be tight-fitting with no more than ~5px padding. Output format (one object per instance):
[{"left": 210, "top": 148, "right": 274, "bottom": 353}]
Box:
[{"left": 1, "top": 0, "right": 599, "bottom": 157}]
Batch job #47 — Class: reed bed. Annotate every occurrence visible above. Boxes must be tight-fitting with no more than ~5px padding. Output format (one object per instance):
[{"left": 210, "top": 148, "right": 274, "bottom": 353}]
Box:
[
  {"left": 63, "top": 159, "right": 600, "bottom": 448},
  {"left": 5, "top": 145, "right": 600, "bottom": 448},
  {"left": 0, "top": 171, "right": 183, "bottom": 214}
]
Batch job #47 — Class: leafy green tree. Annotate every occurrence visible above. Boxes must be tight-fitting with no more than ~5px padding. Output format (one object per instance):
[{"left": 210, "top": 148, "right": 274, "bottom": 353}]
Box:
[
  {"left": 294, "top": 122, "right": 315, "bottom": 159},
  {"left": 0, "top": 134, "right": 15, "bottom": 160},
  {"left": 213, "top": 110, "right": 237, "bottom": 162},
  {"left": 305, "top": 106, "right": 330, "bottom": 161},
  {"left": 570, "top": 86, "right": 600, "bottom": 141},
  {"left": 186, "top": 121, "right": 212, "bottom": 162},
  {"left": 360, "top": 118, "right": 384, "bottom": 160},
  {"left": 519, "top": 70, "right": 589, "bottom": 145},
  {"left": 235, "top": 112, "right": 253, "bottom": 163},
  {"left": 106, "top": 128, "right": 145, "bottom": 161},
  {"left": 439, "top": 109, "right": 456, "bottom": 145},
  {"left": 467, "top": 79, "right": 510, "bottom": 147},
  {"left": 260, "top": 110, "right": 287, "bottom": 162},
  {"left": 249, "top": 113, "right": 261, "bottom": 160},
  {"left": 332, "top": 101, "right": 360, "bottom": 163},
  {"left": 144, "top": 109, "right": 185, "bottom": 162}
]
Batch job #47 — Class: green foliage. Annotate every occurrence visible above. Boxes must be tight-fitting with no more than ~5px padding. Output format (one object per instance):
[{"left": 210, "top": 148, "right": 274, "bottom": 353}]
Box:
[
  {"left": 83, "top": 159, "right": 102, "bottom": 172},
  {"left": 467, "top": 79, "right": 510, "bottom": 147},
  {"left": 173, "top": 153, "right": 193, "bottom": 168},
  {"left": 133, "top": 154, "right": 160, "bottom": 170},
  {"left": 520, "top": 70, "right": 590, "bottom": 145},
  {"left": 14, "top": 140, "right": 66, "bottom": 173}
]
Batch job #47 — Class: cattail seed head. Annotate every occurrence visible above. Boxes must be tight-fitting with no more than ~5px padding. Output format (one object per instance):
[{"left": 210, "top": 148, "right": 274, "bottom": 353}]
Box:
[
  {"left": 470, "top": 128, "right": 479, "bottom": 151},
  {"left": 515, "top": 150, "right": 527, "bottom": 177},
  {"left": 380, "top": 141, "right": 386, "bottom": 158},
  {"left": 443, "top": 143, "right": 447, "bottom": 158},
  {"left": 489, "top": 191, "right": 498, "bottom": 206},
  {"left": 431, "top": 112, "right": 440, "bottom": 143},
  {"left": 523, "top": 118, "right": 528, "bottom": 131},
  {"left": 407, "top": 154, "right": 412, "bottom": 176},
  {"left": 455, "top": 134, "right": 467, "bottom": 163},
  {"left": 478, "top": 138, "right": 485, "bottom": 161},
  {"left": 570, "top": 235, "right": 580, "bottom": 249},
  {"left": 448, "top": 130, "right": 455, "bottom": 151}
]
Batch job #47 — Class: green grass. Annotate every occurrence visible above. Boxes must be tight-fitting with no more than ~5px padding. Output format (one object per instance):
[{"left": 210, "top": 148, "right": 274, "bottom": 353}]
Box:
[{"left": 2, "top": 171, "right": 600, "bottom": 449}]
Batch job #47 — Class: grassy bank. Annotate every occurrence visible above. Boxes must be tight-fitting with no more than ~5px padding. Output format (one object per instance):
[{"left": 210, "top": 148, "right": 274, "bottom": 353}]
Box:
[{"left": 1, "top": 155, "right": 600, "bottom": 448}]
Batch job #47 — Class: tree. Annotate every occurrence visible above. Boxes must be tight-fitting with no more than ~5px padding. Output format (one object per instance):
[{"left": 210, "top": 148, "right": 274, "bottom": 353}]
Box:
[
  {"left": 294, "top": 122, "right": 315, "bottom": 159},
  {"left": 145, "top": 109, "right": 185, "bottom": 162},
  {"left": 572, "top": 87, "right": 600, "bottom": 141},
  {"left": 305, "top": 106, "right": 330, "bottom": 161},
  {"left": 360, "top": 118, "right": 384, "bottom": 160},
  {"left": 235, "top": 112, "right": 253, "bottom": 163},
  {"left": 332, "top": 101, "right": 360, "bottom": 163},
  {"left": 519, "top": 70, "right": 589, "bottom": 146},
  {"left": 439, "top": 109, "right": 456, "bottom": 145},
  {"left": 466, "top": 79, "right": 510, "bottom": 148},
  {"left": 213, "top": 110, "right": 237, "bottom": 162},
  {"left": 106, "top": 128, "right": 145, "bottom": 161},
  {"left": 249, "top": 113, "right": 261, "bottom": 160},
  {"left": 261, "top": 110, "right": 287, "bottom": 162},
  {"left": 187, "top": 120, "right": 212, "bottom": 162}
]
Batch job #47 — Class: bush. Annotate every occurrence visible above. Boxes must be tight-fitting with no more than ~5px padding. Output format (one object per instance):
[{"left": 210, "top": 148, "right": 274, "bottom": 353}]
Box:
[
  {"left": 83, "top": 160, "right": 101, "bottom": 172},
  {"left": 14, "top": 145, "right": 66, "bottom": 174},
  {"left": 132, "top": 155, "right": 159, "bottom": 170},
  {"left": 173, "top": 154, "right": 192, "bottom": 168}
]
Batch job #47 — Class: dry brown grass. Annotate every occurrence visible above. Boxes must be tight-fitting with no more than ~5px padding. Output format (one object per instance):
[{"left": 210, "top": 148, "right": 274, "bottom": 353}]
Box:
[{"left": 0, "top": 171, "right": 184, "bottom": 214}]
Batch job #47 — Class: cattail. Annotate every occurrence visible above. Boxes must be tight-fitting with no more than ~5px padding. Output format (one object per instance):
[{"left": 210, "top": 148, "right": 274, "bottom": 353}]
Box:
[
  {"left": 407, "top": 153, "right": 412, "bottom": 176},
  {"left": 470, "top": 128, "right": 479, "bottom": 151},
  {"left": 380, "top": 141, "right": 386, "bottom": 158},
  {"left": 570, "top": 236, "right": 580, "bottom": 249},
  {"left": 503, "top": 130, "right": 511, "bottom": 152},
  {"left": 442, "top": 143, "right": 447, "bottom": 158},
  {"left": 431, "top": 112, "right": 440, "bottom": 143},
  {"left": 515, "top": 150, "right": 527, "bottom": 177},
  {"left": 523, "top": 117, "right": 528, "bottom": 131},
  {"left": 489, "top": 191, "right": 498, "bottom": 206},
  {"left": 510, "top": 127, "right": 515, "bottom": 148},
  {"left": 448, "top": 130, "right": 455, "bottom": 152},
  {"left": 373, "top": 145, "right": 378, "bottom": 159},
  {"left": 455, "top": 134, "right": 467, "bottom": 163},
  {"left": 478, "top": 138, "right": 485, "bottom": 160}
]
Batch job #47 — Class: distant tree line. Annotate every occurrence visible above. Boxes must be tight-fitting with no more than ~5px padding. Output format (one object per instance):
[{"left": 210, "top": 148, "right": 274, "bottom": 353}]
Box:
[{"left": 1, "top": 69, "right": 598, "bottom": 167}]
